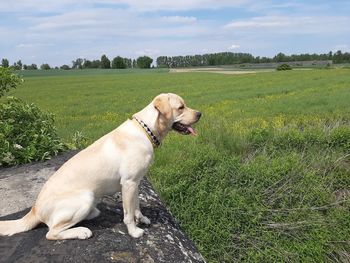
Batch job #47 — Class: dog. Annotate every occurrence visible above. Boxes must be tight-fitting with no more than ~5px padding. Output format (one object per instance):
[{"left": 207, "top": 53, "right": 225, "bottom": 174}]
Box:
[{"left": 0, "top": 93, "right": 201, "bottom": 240}]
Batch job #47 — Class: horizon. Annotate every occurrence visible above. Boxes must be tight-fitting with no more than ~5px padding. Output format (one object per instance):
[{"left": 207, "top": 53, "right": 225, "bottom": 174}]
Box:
[
  {"left": 1, "top": 0, "right": 350, "bottom": 67},
  {"left": 1, "top": 50, "right": 340, "bottom": 69}
]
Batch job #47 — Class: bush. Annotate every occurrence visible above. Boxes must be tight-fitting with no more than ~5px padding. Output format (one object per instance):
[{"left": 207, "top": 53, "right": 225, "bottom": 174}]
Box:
[
  {"left": 0, "top": 67, "right": 22, "bottom": 97},
  {"left": 0, "top": 97, "right": 66, "bottom": 166},
  {"left": 276, "top": 64, "right": 292, "bottom": 71},
  {"left": 65, "top": 131, "right": 88, "bottom": 150}
]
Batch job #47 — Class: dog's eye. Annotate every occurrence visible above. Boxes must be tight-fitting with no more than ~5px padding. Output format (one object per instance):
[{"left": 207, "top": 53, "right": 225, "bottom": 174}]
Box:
[{"left": 178, "top": 105, "right": 185, "bottom": 110}]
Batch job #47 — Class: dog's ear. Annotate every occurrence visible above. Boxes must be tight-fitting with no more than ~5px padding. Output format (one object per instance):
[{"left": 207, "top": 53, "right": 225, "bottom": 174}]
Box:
[{"left": 153, "top": 94, "right": 172, "bottom": 120}]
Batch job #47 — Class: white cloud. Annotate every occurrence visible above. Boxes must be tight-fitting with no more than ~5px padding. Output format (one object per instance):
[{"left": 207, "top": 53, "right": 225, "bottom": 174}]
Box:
[
  {"left": 25, "top": 9, "right": 212, "bottom": 40},
  {"left": 0, "top": 0, "right": 250, "bottom": 12},
  {"left": 28, "top": 9, "right": 119, "bottom": 31},
  {"left": 224, "top": 15, "right": 312, "bottom": 30},
  {"left": 224, "top": 15, "right": 350, "bottom": 34},
  {"left": 1, "top": 1, "right": 350, "bottom": 66},
  {"left": 228, "top": 44, "right": 240, "bottom": 50},
  {"left": 161, "top": 16, "right": 197, "bottom": 24},
  {"left": 4, "top": 7, "right": 216, "bottom": 65},
  {"left": 135, "top": 49, "right": 160, "bottom": 57},
  {"left": 333, "top": 44, "right": 350, "bottom": 52},
  {"left": 16, "top": 43, "right": 54, "bottom": 48},
  {"left": 97, "top": 0, "right": 250, "bottom": 11},
  {"left": 0, "top": 0, "right": 82, "bottom": 12}
]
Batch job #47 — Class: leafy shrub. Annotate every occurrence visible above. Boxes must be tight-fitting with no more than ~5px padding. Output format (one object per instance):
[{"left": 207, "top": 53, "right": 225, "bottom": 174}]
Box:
[
  {"left": 0, "top": 67, "right": 22, "bottom": 97},
  {"left": 0, "top": 97, "right": 66, "bottom": 166},
  {"left": 276, "top": 64, "right": 292, "bottom": 71},
  {"left": 65, "top": 131, "right": 88, "bottom": 150}
]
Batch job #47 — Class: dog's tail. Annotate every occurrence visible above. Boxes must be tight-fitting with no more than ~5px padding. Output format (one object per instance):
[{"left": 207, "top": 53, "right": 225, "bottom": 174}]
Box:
[{"left": 0, "top": 207, "right": 41, "bottom": 236}]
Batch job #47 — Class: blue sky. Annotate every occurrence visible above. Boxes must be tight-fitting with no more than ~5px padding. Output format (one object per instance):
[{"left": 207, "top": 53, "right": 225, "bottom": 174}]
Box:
[{"left": 1, "top": 0, "right": 349, "bottom": 66}]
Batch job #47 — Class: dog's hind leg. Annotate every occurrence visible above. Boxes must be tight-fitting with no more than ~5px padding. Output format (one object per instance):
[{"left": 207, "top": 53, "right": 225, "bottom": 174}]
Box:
[
  {"left": 45, "top": 191, "right": 94, "bottom": 240},
  {"left": 85, "top": 207, "right": 101, "bottom": 220}
]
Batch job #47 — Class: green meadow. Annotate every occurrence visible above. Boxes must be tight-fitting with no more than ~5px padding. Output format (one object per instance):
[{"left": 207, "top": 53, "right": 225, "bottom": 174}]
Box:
[{"left": 9, "top": 68, "right": 350, "bottom": 262}]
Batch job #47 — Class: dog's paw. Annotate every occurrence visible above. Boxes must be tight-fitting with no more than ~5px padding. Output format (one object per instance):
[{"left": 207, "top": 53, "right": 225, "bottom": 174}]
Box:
[
  {"left": 139, "top": 216, "right": 151, "bottom": 225},
  {"left": 128, "top": 227, "right": 144, "bottom": 238},
  {"left": 76, "top": 227, "right": 93, "bottom": 239},
  {"left": 135, "top": 213, "right": 151, "bottom": 225}
]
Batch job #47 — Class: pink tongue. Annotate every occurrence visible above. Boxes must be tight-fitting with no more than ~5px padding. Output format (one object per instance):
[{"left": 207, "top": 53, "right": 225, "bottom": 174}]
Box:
[{"left": 187, "top": 126, "right": 197, "bottom": 136}]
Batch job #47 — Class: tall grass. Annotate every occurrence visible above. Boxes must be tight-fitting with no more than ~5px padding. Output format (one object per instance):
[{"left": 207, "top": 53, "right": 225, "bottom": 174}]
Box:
[{"left": 9, "top": 68, "right": 350, "bottom": 262}]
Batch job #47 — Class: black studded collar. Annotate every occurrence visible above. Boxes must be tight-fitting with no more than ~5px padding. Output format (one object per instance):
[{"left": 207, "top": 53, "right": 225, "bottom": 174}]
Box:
[{"left": 132, "top": 117, "right": 161, "bottom": 148}]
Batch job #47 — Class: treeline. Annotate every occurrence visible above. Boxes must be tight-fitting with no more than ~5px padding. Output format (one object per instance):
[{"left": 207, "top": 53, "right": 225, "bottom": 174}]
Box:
[
  {"left": 2, "top": 50, "right": 350, "bottom": 70},
  {"left": 0, "top": 55, "right": 153, "bottom": 70},
  {"left": 156, "top": 50, "right": 350, "bottom": 68}
]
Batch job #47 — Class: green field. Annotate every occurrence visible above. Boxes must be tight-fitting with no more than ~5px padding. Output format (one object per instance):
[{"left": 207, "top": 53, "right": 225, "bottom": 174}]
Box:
[{"left": 8, "top": 68, "right": 350, "bottom": 262}]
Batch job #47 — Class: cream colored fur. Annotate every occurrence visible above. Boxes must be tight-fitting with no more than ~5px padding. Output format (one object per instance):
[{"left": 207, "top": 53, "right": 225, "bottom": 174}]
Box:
[{"left": 0, "top": 93, "right": 200, "bottom": 240}]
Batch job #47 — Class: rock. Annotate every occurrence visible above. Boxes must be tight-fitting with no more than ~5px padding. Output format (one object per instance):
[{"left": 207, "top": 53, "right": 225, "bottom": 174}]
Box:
[{"left": 0, "top": 151, "right": 205, "bottom": 263}]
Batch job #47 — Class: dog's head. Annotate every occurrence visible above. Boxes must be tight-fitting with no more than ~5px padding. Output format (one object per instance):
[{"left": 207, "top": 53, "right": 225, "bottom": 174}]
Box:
[{"left": 153, "top": 93, "right": 201, "bottom": 136}]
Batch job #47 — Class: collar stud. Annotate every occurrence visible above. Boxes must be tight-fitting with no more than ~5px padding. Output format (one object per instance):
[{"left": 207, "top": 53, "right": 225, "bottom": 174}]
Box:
[{"left": 133, "top": 117, "right": 161, "bottom": 148}]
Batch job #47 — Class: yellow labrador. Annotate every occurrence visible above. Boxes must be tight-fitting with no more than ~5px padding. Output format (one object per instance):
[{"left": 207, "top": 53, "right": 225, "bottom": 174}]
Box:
[{"left": 0, "top": 93, "right": 201, "bottom": 240}]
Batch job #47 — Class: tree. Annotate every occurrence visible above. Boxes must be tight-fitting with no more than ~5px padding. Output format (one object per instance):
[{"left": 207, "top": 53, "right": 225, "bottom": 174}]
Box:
[
  {"left": 136, "top": 56, "right": 153, "bottom": 68},
  {"left": 123, "top": 58, "right": 132, "bottom": 68},
  {"left": 156, "top": 52, "right": 256, "bottom": 67},
  {"left": 27, "top": 64, "right": 38, "bottom": 70},
  {"left": 333, "top": 50, "right": 343, "bottom": 64},
  {"left": 132, "top": 59, "right": 137, "bottom": 68},
  {"left": 273, "top": 53, "right": 288, "bottom": 62},
  {"left": 1, "top": 58, "right": 9, "bottom": 68},
  {"left": 100, "top": 55, "right": 111, "bottom": 69},
  {"left": 83, "top": 59, "right": 92, "bottom": 69},
  {"left": 328, "top": 51, "right": 333, "bottom": 60},
  {"left": 72, "top": 58, "right": 83, "bottom": 69},
  {"left": 0, "top": 67, "right": 22, "bottom": 97},
  {"left": 112, "top": 56, "right": 127, "bottom": 69},
  {"left": 13, "top": 60, "right": 22, "bottom": 70},
  {"left": 40, "top": 63, "right": 51, "bottom": 70},
  {"left": 17, "top": 60, "right": 22, "bottom": 70},
  {"left": 60, "top": 65, "right": 70, "bottom": 70},
  {"left": 156, "top": 56, "right": 169, "bottom": 68},
  {"left": 91, "top": 60, "right": 101, "bottom": 68}
]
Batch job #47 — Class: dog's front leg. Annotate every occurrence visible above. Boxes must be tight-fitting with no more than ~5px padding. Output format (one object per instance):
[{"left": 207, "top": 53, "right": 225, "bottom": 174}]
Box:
[
  {"left": 134, "top": 187, "right": 151, "bottom": 225},
  {"left": 122, "top": 180, "right": 144, "bottom": 238}
]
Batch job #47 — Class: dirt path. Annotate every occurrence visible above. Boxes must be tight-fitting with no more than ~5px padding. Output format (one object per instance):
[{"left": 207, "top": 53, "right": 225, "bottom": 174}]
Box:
[{"left": 170, "top": 67, "right": 274, "bottom": 74}]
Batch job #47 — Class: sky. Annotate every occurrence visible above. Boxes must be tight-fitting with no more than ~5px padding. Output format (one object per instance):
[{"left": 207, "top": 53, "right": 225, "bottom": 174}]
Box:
[{"left": 1, "top": 0, "right": 350, "bottom": 66}]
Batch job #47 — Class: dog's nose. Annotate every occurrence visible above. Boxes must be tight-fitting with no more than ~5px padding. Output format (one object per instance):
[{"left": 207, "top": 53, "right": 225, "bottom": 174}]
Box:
[{"left": 196, "top": 111, "right": 202, "bottom": 120}]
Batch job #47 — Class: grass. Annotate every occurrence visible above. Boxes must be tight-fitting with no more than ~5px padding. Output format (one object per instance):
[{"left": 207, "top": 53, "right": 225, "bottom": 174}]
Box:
[
  {"left": 16, "top": 68, "right": 169, "bottom": 78},
  {"left": 7, "top": 68, "right": 350, "bottom": 262}
]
